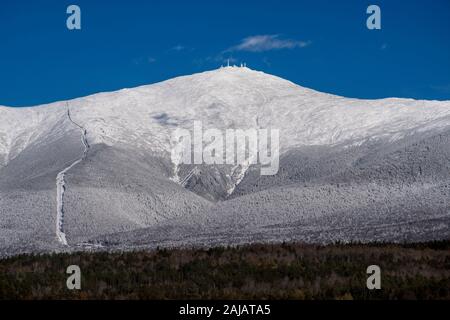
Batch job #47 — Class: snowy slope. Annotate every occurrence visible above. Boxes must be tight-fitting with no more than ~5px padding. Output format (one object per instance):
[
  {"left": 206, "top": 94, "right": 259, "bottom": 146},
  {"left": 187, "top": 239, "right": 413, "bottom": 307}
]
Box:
[{"left": 0, "top": 67, "right": 449, "bottom": 255}]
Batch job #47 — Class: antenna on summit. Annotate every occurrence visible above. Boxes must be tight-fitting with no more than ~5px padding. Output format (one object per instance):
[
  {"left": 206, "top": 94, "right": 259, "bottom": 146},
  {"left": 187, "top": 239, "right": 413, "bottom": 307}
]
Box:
[{"left": 227, "top": 59, "right": 230, "bottom": 67}]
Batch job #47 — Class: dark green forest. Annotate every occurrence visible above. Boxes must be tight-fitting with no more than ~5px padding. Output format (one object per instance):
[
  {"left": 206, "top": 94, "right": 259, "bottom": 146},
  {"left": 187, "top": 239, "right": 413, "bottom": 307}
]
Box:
[{"left": 1, "top": 241, "right": 449, "bottom": 300}]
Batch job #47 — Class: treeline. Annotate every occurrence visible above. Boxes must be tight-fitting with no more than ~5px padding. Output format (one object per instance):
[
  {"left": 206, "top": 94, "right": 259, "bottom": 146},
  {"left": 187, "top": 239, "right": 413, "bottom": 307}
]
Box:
[{"left": 0, "top": 241, "right": 449, "bottom": 300}]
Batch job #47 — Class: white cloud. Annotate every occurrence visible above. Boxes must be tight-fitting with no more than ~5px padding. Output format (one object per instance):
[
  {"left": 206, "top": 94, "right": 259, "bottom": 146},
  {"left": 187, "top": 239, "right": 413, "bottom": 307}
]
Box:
[
  {"left": 172, "top": 45, "right": 185, "bottom": 51},
  {"left": 228, "top": 35, "right": 311, "bottom": 52}
]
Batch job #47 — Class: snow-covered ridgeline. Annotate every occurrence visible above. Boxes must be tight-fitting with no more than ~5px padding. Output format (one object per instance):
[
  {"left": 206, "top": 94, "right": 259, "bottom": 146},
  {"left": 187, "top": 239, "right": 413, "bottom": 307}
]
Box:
[{"left": 1, "top": 67, "right": 450, "bottom": 167}]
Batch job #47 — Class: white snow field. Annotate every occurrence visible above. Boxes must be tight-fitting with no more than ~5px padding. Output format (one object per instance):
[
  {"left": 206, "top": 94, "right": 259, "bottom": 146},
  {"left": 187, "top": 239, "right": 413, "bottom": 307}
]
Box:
[{"left": 0, "top": 66, "right": 449, "bottom": 256}]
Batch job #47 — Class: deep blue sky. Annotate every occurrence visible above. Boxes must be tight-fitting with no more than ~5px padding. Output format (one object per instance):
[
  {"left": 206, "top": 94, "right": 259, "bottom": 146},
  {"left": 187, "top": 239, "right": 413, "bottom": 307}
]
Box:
[{"left": 1, "top": 0, "right": 450, "bottom": 107}]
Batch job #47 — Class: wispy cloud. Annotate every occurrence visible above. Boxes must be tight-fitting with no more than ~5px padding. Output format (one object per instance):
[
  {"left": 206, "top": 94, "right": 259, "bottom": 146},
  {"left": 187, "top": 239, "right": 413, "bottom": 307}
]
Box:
[
  {"left": 172, "top": 45, "right": 186, "bottom": 51},
  {"left": 228, "top": 35, "right": 311, "bottom": 52},
  {"left": 201, "top": 54, "right": 239, "bottom": 66},
  {"left": 170, "top": 45, "right": 195, "bottom": 52},
  {"left": 132, "top": 56, "right": 157, "bottom": 65}
]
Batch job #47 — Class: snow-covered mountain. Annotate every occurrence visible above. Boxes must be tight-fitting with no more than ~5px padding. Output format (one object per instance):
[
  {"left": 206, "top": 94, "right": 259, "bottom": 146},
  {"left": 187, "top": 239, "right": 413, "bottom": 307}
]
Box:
[{"left": 1, "top": 67, "right": 449, "bottom": 255}]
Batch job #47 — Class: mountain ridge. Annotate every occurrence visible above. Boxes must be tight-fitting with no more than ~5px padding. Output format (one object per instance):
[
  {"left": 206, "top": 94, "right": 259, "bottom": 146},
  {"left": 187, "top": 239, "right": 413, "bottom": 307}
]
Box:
[
  {"left": 1, "top": 67, "right": 449, "bottom": 164},
  {"left": 0, "top": 67, "right": 449, "bottom": 256}
]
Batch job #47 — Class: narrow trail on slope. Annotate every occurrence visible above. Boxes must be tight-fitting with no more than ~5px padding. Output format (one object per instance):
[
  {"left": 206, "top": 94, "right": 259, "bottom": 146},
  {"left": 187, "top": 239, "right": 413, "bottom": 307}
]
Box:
[{"left": 55, "top": 104, "right": 90, "bottom": 246}]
